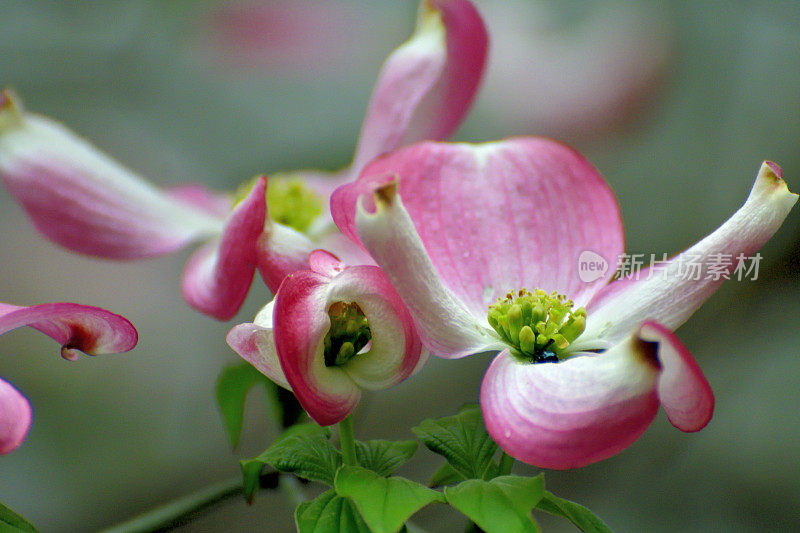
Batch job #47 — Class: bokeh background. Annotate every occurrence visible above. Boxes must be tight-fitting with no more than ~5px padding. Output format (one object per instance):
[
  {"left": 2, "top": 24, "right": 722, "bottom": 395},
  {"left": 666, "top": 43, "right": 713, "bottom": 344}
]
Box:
[{"left": 1, "top": 1, "right": 799, "bottom": 531}]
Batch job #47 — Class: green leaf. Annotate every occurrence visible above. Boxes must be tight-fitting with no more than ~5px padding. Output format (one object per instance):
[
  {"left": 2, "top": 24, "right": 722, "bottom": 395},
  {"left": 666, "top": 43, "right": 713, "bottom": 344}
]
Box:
[
  {"left": 355, "top": 440, "right": 418, "bottom": 477},
  {"left": 295, "top": 489, "right": 370, "bottom": 533},
  {"left": 535, "top": 491, "right": 613, "bottom": 533},
  {"left": 444, "top": 475, "right": 545, "bottom": 533},
  {"left": 335, "top": 465, "right": 445, "bottom": 533},
  {"left": 215, "top": 362, "right": 276, "bottom": 448},
  {"left": 412, "top": 404, "right": 498, "bottom": 480},
  {"left": 241, "top": 423, "right": 337, "bottom": 502},
  {"left": 0, "top": 502, "right": 38, "bottom": 532},
  {"left": 428, "top": 462, "right": 466, "bottom": 488}
]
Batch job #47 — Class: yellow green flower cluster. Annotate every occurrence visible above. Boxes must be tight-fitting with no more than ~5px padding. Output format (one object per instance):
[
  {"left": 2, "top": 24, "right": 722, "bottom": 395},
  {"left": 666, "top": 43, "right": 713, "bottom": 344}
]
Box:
[{"left": 488, "top": 288, "right": 586, "bottom": 362}]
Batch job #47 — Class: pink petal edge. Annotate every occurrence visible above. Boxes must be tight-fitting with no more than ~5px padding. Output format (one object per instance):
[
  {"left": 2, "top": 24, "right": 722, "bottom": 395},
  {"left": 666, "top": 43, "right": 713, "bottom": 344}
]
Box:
[
  {"left": 0, "top": 302, "right": 138, "bottom": 360},
  {"left": 405, "top": 0, "right": 488, "bottom": 142},
  {"left": 308, "top": 249, "right": 346, "bottom": 278},
  {"left": 226, "top": 321, "right": 291, "bottom": 390},
  {"left": 639, "top": 321, "right": 714, "bottom": 432},
  {"left": 0, "top": 94, "right": 223, "bottom": 259},
  {"left": 481, "top": 320, "right": 717, "bottom": 469},
  {"left": 256, "top": 221, "right": 316, "bottom": 294},
  {"left": 481, "top": 343, "right": 659, "bottom": 470},
  {"left": 349, "top": 0, "right": 488, "bottom": 173},
  {"left": 0, "top": 378, "right": 32, "bottom": 455},
  {"left": 182, "top": 176, "right": 267, "bottom": 320},
  {"left": 273, "top": 270, "right": 361, "bottom": 426},
  {"left": 352, "top": 179, "right": 500, "bottom": 359}
]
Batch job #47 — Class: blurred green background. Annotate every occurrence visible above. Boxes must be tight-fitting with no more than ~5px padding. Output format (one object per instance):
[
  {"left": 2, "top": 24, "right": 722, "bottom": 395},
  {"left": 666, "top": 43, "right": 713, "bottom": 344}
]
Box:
[{"left": 1, "top": 1, "right": 798, "bottom": 531}]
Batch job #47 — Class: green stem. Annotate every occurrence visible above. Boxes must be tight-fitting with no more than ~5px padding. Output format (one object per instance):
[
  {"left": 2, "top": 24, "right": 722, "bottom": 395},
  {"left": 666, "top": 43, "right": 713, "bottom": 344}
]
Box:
[
  {"left": 339, "top": 415, "right": 358, "bottom": 466},
  {"left": 100, "top": 472, "right": 305, "bottom": 533},
  {"left": 498, "top": 451, "right": 515, "bottom": 476},
  {"left": 100, "top": 477, "right": 243, "bottom": 533}
]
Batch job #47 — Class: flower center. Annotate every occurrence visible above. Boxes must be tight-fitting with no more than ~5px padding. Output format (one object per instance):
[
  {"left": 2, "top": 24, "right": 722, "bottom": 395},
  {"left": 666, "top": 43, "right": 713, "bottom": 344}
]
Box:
[
  {"left": 487, "top": 288, "right": 586, "bottom": 363},
  {"left": 233, "top": 173, "right": 323, "bottom": 233},
  {"left": 324, "top": 302, "right": 372, "bottom": 367}
]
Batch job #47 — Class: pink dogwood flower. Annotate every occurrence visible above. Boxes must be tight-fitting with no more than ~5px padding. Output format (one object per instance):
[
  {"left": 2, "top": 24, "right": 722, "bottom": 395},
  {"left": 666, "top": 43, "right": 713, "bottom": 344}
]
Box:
[
  {"left": 332, "top": 139, "right": 797, "bottom": 469},
  {"left": 0, "top": 302, "right": 137, "bottom": 454},
  {"left": 227, "top": 250, "right": 425, "bottom": 426},
  {"left": 0, "top": 0, "right": 487, "bottom": 320}
]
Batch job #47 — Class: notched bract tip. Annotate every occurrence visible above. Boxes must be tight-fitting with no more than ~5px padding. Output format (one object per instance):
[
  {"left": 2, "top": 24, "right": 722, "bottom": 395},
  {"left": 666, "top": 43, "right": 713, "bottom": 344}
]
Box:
[
  {"left": 419, "top": 0, "right": 445, "bottom": 27},
  {"left": 764, "top": 160, "right": 783, "bottom": 179},
  {"left": 758, "top": 160, "right": 788, "bottom": 189},
  {"left": 373, "top": 180, "right": 398, "bottom": 208},
  {"left": 0, "top": 88, "right": 16, "bottom": 108},
  {"left": 751, "top": 160, "right": 797, "bottom": 205},
  {"left": 0, "top": 88, "right": 23, "bottom": 130},
  {"left": 60, "top": 346, "right": 81, "bottom": 361}
]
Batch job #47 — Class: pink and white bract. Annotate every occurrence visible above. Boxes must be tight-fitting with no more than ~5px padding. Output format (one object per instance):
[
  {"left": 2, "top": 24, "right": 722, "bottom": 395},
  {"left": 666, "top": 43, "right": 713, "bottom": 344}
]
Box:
[
  {"left": 258, "top": 0, "right": 488, "bottom": 277},
  {"left": 0, "top": 91, "right": 267, "bottom": 321},
  {"left": 228, "top": 250, "right": 425, "bottom": 426},
  {"left": 332, "top": 139, "right": 797, "bottom": 469},
  {"left": 0, "top": 0, "right": 487, "bottom": 321},
  {"left": 0, "top": 302, "right": 137, "bottom": 454}
]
